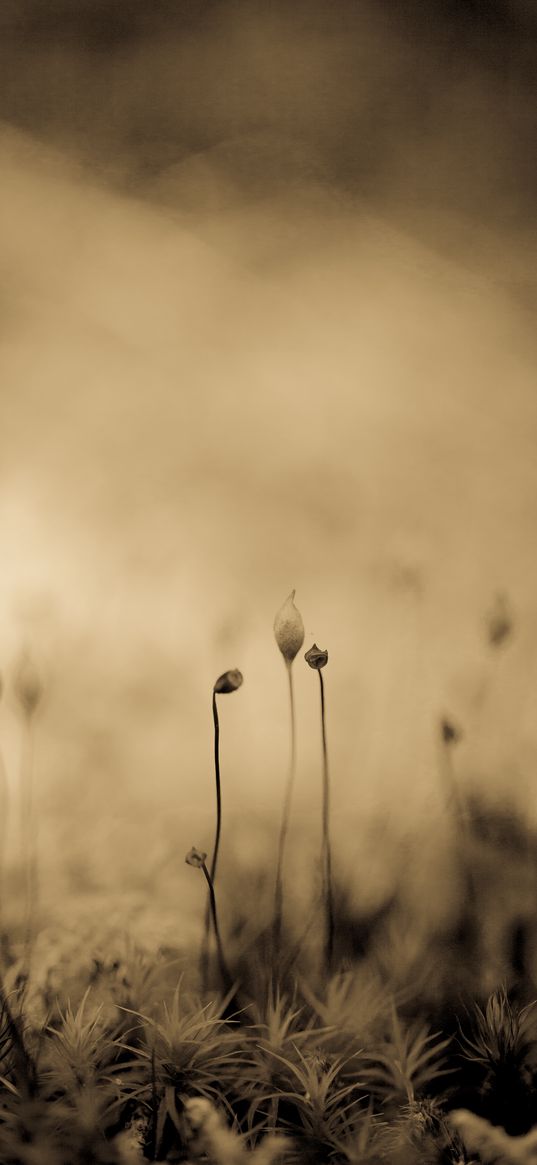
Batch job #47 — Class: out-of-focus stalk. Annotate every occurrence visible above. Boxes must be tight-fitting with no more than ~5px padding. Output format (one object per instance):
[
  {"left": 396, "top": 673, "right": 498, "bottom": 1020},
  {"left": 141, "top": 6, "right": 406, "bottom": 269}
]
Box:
[{"left": 13, "top": 653, "right": 43, "bottom": 964}]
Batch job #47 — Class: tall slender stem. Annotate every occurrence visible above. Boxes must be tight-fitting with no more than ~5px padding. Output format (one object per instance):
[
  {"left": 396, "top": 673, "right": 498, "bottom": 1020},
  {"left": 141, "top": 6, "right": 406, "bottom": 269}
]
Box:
[
  {"left": 210, "top": 692, "right": 221, "bottom": 883},
  {"left": 20, "top": 717, "right": 37, "bottom": 966},
  {"left": 439, "top": 734, "right": 476, "bottom": 926},
  {"left": 201, "top": 861, "right": 233, "bottom": 995},
  {"left": 0, "top": 746, "right": 8, "bottom": 928},
  {"left": 201, "top": 693, "right": 222, "bottom": 990},
  {"left": 439, "top": 735, "right": 468, "bottom": 831},
  {"left": 272, "top": 661, "right": 296, "bottom": 968},
  {"left": 319, "top": 670, "right": 335, "bottom": 974}
]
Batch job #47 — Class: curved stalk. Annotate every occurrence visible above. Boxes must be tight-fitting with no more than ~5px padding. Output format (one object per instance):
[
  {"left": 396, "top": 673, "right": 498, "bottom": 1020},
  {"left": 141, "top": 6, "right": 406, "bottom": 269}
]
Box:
[
  {"left": 200, "top": 692, "right": 222, "bottom": 990},
  {"left": 210, "top": 691, "right": 221, "bottom": 884}
]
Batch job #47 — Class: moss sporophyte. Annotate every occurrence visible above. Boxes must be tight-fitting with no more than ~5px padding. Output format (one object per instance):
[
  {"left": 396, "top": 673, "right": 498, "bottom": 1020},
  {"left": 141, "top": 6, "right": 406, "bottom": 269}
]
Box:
[
  {"left": 272, "top": 592, "right": 305, "bottom": 966},
  {"left": 305, "top": 644, "right": 334, "bottom": 974},
  {"left": 273, "top": 591, "right": 305, "bottom": 665},
  {"left": 201, "top": 669, "right": 243, "bottom": 991}
]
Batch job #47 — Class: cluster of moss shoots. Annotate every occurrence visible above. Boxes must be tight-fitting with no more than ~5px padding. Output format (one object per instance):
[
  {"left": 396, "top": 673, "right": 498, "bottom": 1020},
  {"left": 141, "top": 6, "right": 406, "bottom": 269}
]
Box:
[{"left": 1, "top": 591, "right": 537, "bottom": 1163}]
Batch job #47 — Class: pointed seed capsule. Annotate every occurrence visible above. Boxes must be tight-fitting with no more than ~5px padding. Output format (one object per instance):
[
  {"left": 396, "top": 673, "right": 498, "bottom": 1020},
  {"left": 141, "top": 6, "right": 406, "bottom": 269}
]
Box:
[
  {"left": 273, "top": 591, "right": 305, "bottom": 663},
  {"left": 441, "top": 717, "right": 462, "bottom": 746},
  {"left": 13, "top": 652, "right": 43, "bottom": 718}
]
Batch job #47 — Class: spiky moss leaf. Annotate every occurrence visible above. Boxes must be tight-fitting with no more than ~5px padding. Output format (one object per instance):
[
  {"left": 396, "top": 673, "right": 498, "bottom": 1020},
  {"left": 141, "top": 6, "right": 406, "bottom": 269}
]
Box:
[
  {"left": 457, "top": 989, "right": 537, "bottom": 1134},
  {"left": 328, "top": 1104, "right": 388, "bottom": 1164},
  {"left": 40, "top": 988, "right": 125, "bottom": 1112},
  {"left": 236, "top": 991, "right": 336, "bottom": 1136},
  {"left": 96, "top": 938, "right": 184, "bottom": 1019},
  {"left": 459, "top": 990, "right": 537, "bottom": 1071},
  {"left": 249, "top": 1043, "right": 368, "bottom": 1150},
  {"left": 117, "top": 981, "right": 251, "bottom": 1128},
  {"left": 300, "top": 970, "right": 392, "bottom": 1063},
  {"left": 360, "top": 1010, "right": 452, "bottom": 1106}
]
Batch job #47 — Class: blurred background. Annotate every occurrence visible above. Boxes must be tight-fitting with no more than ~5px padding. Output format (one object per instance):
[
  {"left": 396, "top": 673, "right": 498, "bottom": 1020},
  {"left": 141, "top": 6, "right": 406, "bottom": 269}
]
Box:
[{"left": 0, "top": 0, "right": 536, "bottom": 951}]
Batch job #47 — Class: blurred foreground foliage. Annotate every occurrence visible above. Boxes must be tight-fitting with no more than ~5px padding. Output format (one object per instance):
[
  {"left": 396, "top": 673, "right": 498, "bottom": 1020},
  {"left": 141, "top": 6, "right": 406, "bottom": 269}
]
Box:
[{"left": 1, "top": 796, "right": 537, "bottom": 1162}]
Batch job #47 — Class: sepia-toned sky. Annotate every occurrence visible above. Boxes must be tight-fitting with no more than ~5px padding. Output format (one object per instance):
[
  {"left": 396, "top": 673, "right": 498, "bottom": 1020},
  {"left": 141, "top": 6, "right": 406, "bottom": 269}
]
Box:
[{"left": 1, "top": 1, "right": 536, "bottom": 915}]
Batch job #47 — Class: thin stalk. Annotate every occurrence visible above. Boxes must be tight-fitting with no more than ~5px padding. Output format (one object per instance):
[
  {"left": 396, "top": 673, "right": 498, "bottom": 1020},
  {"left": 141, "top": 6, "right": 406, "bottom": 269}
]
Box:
[
  {"left": 438, "top": 731, "right": 477, "bottom": 932},
  {"left": 210, "top": 692, "right": 222, "bottom": 884},
  {"left": 439, "top": 738, "right": 468, "bottom": 832},
  {"left": 20, "top": 716, "right": 37, "bottom": 967},
  {"left": 201, "top": 860, "right": 233, "bottom": 996},
  {"left": 272, "top": 661, "right": 296, "bottom": 969},
  {"left": 319, "top": 669, "right": 335, "bottom": 974},
  {"left": 0, "top": 745, "right": 8, "bottom": 927},
  {"left": 280, "top": 889, "right": 323, "bottom": 981},
  {"left": 201, "top": 693, "right": 222, "bottom": 990},
  {"left": 149, "top": 1044, "right": 158, "bottom": 1160}
]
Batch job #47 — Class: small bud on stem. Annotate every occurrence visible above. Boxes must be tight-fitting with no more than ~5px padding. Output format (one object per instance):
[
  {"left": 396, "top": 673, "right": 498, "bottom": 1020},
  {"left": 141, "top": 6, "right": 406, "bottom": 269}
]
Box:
[
  {"left": 185, "top": 846, "right": 207, "bottom": 869},
  {"left": 304, "top": 644, "right": 328, "bottom": 670},
  {"left": 213, "top": 670, "right": 243, "bottom": 695},
  {"left": 186, "top": 847, "right": 233, "bottom": 995}
]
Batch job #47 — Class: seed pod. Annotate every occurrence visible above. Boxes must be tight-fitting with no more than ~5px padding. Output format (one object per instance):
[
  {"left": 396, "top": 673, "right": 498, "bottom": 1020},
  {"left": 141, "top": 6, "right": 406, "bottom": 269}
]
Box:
[
  {"left": 185, "top": 846, "right": 207, "bottom": 868},
  {"left": 13, "top": 653, "right": 43, "bottom": 718},
  {"left": 213, "top": 669, "right": 243, "bottom": 695},
  {"left": 305, "top": 643, "right": 328, "bottom": 669},
  {"left": 273, "top": 591, "right": 304, "bottom": 664},
  {"left": 441, "top": 717, "right": 462, "bottom": 746},
  {"left": 486, "top": 592, "right": 513, "bottom": 648}
]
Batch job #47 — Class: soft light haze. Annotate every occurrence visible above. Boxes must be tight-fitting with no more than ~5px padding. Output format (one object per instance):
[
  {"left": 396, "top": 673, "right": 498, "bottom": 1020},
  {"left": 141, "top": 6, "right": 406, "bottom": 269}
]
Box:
[{"left": 0, "top": 1, "right": 536, "bottom": 931}]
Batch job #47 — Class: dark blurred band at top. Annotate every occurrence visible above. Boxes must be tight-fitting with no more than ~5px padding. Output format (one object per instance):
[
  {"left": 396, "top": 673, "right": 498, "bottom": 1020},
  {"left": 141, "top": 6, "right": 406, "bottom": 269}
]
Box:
[{"left": 0, "top": 0, "right": 535, "bottom": 245}]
